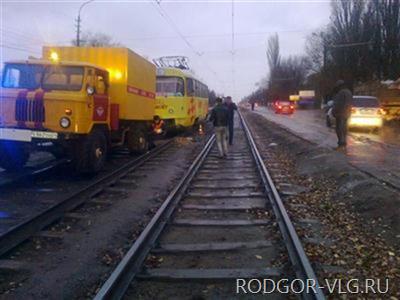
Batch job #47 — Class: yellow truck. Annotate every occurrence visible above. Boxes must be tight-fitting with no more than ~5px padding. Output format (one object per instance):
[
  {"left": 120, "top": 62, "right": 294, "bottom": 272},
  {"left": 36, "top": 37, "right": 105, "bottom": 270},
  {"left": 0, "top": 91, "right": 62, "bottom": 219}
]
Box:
[{"left": 0, "top": 47, "right": 156, "bottom": 173}]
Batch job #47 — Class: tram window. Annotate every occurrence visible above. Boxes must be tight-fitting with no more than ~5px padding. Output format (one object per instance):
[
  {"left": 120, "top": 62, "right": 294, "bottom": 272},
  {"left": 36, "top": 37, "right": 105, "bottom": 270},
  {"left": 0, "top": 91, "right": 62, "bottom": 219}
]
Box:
[
  {"left": 187, "top": 78, "right": 194, "bottom": 96},
  {"left": 184, "top": 78, "right": 207, "bottom": 98},
  {"left": 202, "top": 85, "right": 208, "bottom": 98},
  {"left": 198, "top": 82, "right": 202, "bottom": 97},
  {"left": 196, "top": 82, "right": 208, "bottom": 98},
  {"left": 157, "top": 76, "right": 184, "bottom": 97},
  {"left": 194, "top": 80, "right": 201, "bottom": 97}
]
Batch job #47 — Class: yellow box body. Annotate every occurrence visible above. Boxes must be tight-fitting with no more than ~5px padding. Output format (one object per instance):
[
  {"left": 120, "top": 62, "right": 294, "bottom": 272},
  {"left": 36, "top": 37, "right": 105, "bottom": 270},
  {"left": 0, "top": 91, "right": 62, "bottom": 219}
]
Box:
[
  {"left": 43, "top": 47, "right": 156, "bottom": 122},
  {"left": 155, "top": 68, "right": 208, "bottom": 128}
]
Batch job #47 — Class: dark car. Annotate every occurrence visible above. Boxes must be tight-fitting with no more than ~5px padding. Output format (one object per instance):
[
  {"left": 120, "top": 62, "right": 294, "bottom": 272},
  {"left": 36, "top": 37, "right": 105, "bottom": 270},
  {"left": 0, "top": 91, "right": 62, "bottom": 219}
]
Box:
[{"left": 274, "top": 100, "right": 294, "bottom": 114}]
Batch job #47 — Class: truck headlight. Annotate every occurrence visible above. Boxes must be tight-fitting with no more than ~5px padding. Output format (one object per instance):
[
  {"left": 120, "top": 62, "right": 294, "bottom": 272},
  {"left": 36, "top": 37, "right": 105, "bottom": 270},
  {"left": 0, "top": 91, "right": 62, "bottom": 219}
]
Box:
[{"left": 60, "top": 117, "right": 71, "bottom": 128}]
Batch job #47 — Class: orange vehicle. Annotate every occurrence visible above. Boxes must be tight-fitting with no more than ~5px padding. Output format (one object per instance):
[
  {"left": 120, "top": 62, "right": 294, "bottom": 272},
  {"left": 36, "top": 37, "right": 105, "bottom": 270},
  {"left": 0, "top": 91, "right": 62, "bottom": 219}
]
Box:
[
  {"left": 273, "top": 100, "right": 295, "bottom": 114},
  {"left": 0, "top": 47, "right": 156, "bottom": 173}
]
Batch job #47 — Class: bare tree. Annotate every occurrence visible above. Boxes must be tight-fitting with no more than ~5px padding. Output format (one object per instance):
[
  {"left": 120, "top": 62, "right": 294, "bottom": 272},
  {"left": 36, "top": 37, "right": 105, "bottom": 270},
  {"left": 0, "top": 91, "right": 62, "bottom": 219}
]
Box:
[
  {"left": 265, "top": 34, "right": 309, "bottom": 100},
  {"left": 249, "top": 0, "right": 400, "bottom": 106},
  {"left": 71, "top": 31, "right": 122, "bottom": 47},
  {"left": 373, "top": 0, "right": 400, "bottom": 79},
  {"left": 305, "top": 29, "right": 330, "bottom": 73},
  {"left": 266, "top": 34, "right": 281, "bottom": 73}
]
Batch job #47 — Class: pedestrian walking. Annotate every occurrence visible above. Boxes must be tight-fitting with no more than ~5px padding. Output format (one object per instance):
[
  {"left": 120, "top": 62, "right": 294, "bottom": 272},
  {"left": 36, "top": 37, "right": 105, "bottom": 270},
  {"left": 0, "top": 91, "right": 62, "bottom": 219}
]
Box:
[
  {"left": 251, "top": 101, "right": 255, "bottom": 111},
  {"left": 224, "top": 96, "right": 237, "bottom": 145},
  {"left": 209, "top": 97, "right": 229, "bottom": 158},
  {"left": 332, "top": 80, "right": 352, "bottom": 149}
]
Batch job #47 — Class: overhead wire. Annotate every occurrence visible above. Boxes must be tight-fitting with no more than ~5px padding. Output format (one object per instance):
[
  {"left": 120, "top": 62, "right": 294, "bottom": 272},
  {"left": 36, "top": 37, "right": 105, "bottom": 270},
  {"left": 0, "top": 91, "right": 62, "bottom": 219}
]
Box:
[
  {"left": 0, "top": 27, "right": 72, "bottom": 48},
  {"left": 0, "top": 6, "right": 74, "bottom": 51},
  {"left": 0, "top": 28, "right": 45, "bottom": 45},
  {"left": 0, "top": 44, "right": 41, "bottom": 55},
  {"left": 120, "top": 29, "right": 311, "bottom": 42},
  {"left": 152, "top": 0, "right": 225, "bottom": 89},
  {"left": 152, "top": 1, "right": 201, "bottom": 56}
]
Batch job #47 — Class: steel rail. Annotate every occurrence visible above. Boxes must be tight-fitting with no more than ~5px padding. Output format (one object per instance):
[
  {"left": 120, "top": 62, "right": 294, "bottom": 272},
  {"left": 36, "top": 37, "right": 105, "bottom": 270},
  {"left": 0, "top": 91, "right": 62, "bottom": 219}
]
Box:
[
  {"left": 239, "top": 111, "right": 325, "bottom": 300},
  {"left": 94, "top": 134, "right": 216, "bottom": 300},
  {"left": 0, "top": 140, "right": 174, "bottom": 257}
]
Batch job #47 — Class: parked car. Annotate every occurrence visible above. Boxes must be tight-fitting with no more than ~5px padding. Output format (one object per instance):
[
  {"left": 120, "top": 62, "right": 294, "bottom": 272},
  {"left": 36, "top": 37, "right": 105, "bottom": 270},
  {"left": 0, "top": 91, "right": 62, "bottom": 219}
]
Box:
[
  {"left": 326, "top": 96, "right": 384, "bottom": 130},
  {"left": 274, "top": 100, "right": 295, "bottom": 114}
]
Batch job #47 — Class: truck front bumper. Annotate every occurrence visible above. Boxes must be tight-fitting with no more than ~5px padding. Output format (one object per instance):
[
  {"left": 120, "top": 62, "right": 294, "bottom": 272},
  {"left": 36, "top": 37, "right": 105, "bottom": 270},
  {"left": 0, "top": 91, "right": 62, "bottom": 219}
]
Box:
[{"left": 0, "top": 128, "right": 58, "bottom": 142}]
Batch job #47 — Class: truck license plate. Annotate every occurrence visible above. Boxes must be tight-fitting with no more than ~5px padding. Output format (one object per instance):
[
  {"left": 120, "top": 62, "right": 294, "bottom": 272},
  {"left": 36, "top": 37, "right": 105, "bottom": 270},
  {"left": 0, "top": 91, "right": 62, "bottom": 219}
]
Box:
[{"left": 31, "top": 131, "right": 58, "bottom": 140}]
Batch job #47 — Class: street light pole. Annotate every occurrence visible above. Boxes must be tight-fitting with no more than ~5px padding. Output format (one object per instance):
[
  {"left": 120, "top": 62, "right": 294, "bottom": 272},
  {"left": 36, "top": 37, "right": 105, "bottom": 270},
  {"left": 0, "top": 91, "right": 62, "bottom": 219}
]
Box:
[{"left": 76, "top": 0, "right": 95, "bottom": 47}]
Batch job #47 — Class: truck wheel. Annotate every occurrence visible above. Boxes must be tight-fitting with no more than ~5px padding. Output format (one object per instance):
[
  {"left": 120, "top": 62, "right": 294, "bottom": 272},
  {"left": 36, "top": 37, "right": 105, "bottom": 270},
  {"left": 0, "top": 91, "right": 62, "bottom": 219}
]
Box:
[
  {"left": 50, "top": 147, "right": 65, "bottom": 160},
  {"left": 127, "top": 126, "right": 149, "bottom": 155},
  {"left": 0, "top": 141, "right": 29, "bottom": 171},
  {"left": 73, "top": 130, "right": 108, "bottom": 174}
]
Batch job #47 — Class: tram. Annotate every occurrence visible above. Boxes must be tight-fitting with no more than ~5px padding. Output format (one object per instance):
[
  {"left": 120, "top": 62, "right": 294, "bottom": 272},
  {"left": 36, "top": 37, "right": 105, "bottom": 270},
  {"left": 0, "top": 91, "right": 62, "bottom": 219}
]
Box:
[{"left": 154, "top": 56, "right": 209, "bottom": 131}]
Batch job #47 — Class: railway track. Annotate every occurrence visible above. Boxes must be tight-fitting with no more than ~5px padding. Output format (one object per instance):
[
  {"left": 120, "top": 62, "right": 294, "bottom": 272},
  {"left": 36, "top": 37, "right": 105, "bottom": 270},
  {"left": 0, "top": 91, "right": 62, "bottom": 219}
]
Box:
[
  {"left": 95, "top": 112, "right": 325, "bottom": 300},
  {"left": 0, "top": 140, "right": 175, "bottom": 257}
]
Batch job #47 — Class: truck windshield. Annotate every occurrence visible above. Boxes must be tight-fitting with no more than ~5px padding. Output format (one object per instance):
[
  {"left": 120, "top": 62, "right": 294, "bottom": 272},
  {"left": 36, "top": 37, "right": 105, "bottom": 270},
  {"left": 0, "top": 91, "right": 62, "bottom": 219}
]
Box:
[
  {"left": 2, "top": 64, "right": 84, "bottom": 92},
  {"left": 2, "top": 64, "right": 44, "bottom": 89},
  {"left": 156, "top": 76, "right": 185, "bottom": 97},
  {"left": 42, "top": 66, "right": 84, "bottom": 91}
]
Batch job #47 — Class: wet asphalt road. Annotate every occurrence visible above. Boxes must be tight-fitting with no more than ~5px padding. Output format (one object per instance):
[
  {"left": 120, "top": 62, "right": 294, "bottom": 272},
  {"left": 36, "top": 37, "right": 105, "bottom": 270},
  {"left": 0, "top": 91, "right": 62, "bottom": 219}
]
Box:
[{"left": 253, "top": 107, "right": 400, "bottom": 190}]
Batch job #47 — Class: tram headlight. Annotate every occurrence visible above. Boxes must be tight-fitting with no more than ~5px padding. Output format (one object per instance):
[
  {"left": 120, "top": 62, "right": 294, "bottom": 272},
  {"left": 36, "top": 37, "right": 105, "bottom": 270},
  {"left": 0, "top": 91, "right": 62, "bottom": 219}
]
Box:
[{"left": 60, "top": 117, "right": 71, "bottom": 128}]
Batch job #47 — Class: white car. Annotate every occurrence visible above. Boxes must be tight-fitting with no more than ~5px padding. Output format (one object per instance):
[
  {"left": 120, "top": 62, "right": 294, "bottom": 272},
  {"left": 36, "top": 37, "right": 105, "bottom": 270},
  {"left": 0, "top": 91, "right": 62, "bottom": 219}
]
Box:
[{"left": 326, "top": 96, "right": 384, "bottom": 130}]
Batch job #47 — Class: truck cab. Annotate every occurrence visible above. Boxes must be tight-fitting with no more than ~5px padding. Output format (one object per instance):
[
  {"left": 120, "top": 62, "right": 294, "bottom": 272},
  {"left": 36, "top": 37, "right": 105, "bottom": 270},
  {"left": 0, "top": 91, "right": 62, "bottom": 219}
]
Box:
[{"left": 0, "top": 59, "right": 112, "bottom": 172}]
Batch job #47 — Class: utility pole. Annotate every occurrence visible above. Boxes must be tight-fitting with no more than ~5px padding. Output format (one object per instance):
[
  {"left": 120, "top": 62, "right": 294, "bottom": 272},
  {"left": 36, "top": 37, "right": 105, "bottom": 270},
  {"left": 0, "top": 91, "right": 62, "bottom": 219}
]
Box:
[
  {"left": 76, "top": 14, "right": 81, "bottom": 47},
  {"left": 75, "top": 0, "right": 95, "bottom": 47}
]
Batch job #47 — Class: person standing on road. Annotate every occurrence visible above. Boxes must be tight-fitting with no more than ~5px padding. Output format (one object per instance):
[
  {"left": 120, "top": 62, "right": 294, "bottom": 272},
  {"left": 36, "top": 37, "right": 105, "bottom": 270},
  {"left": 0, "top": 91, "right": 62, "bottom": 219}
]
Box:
[
  {"left": 332, "top": 80, "right": 352, "bottom": 149},
  {"left": 209, "top": 97, "right": 229, "bottom": 158},
  {"left": 224, "top": 96, "right": 237, "bottom": 145}
]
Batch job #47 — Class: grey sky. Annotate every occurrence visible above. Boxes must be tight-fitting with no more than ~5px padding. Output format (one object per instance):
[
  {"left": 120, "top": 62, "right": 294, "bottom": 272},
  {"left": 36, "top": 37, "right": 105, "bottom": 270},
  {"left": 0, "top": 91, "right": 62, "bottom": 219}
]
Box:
[{"left": 1, "top": 0, "right": 331, "bottom": 100}]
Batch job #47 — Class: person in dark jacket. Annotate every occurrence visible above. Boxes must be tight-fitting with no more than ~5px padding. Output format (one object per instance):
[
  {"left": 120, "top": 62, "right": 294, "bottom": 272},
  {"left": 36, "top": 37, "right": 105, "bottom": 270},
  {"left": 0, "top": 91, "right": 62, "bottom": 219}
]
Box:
[
  {"left": 209, "top": 97, "right": 229, "bottom": 158},
  {"left": 224, "top": 96, "right": 237, "bottom": 145},
  {"left": 332, "top": 80, "right": 352, "bottom": 148}
]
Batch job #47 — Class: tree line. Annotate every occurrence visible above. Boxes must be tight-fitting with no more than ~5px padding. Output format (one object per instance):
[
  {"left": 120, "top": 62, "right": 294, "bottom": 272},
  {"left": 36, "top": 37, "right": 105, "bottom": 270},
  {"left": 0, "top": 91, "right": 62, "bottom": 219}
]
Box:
[{"left": 245, "top": 0, "right": 400, "bottom": 104}]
